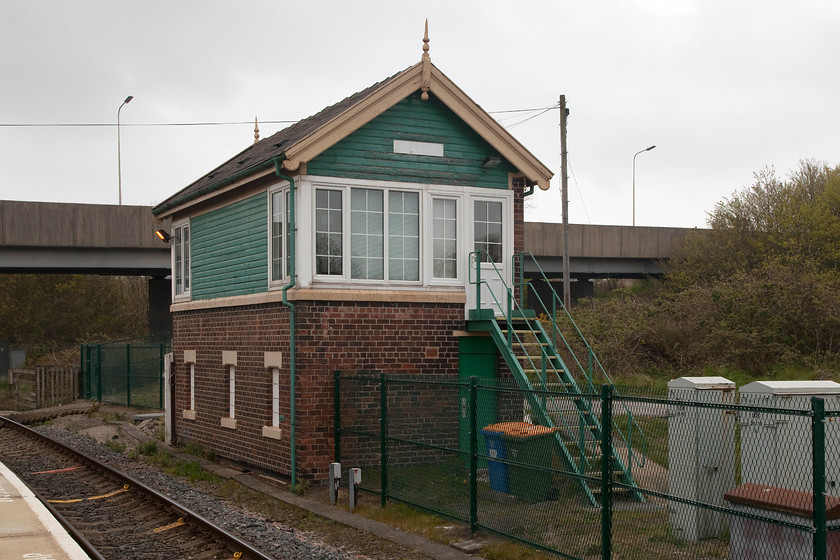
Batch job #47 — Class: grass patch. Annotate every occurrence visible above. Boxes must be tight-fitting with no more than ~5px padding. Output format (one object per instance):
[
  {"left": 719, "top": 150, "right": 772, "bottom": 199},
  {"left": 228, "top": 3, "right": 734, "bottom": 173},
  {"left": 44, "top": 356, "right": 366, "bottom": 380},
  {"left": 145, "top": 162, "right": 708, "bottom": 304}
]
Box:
[
  {"left": 480, "top": 541, "right": 556, "bottom": 560},
  {"left": 138, "top": 440, "right": 158, "bottom": 456},
  {"left": 143, "top": 449, "right": 221, "bottom": 484},
  {"left": 353, "top": 502, "right": 454, "bottom": 545},
  {"left": 183, "top": 441, "right": 215, "bottom": 460},
  {"left": 615, "top": 413, "right": 669, "bottom": 469},
  {"left": 105, "top": 439, "right": 126, "bottom": 453}
]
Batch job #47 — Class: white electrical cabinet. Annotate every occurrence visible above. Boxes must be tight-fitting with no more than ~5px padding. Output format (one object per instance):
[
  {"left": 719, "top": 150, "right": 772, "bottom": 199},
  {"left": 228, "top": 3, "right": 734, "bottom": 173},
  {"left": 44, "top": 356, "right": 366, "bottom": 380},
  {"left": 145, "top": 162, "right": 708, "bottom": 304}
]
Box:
[
  {"left": 667, "top": 377, "right": 736, "bottom": 542},
  {"left": 739, "top": 380, "right": 840, "bottom": 494}
]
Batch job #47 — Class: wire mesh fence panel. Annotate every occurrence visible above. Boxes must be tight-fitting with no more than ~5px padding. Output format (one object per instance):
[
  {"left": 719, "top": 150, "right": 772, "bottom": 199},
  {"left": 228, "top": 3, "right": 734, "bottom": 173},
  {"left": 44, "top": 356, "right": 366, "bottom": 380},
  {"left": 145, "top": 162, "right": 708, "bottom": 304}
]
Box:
[
  {"left": 100, "top": 345, "right": 128, "bottom": 404},
  {"left": 386, "top": 377, "right": 466, "bottom": 521},
  {"left": 128, "top": 345, "right": 165, "bottom": 408},
  {"left": 476, "top": 382, "right": 602, "bottom": 559},
  {"left": 81, "top": 335, "right": 169, "bottom": 409},
  {"left": 336, "top": 374, "right": 836, "bottom": 559},
  {"left": 611, "top": 386, "right": 829, "bottom": 560},
  {"left": 336, "top": 374, "right": 384, "bottom": 495}
]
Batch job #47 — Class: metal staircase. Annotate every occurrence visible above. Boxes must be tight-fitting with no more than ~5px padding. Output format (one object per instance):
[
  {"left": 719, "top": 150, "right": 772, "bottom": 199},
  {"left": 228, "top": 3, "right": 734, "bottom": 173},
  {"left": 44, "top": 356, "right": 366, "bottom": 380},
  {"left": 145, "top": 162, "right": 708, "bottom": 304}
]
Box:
[{"left": 466, "top": 251, "right": 645, "bottom": 505}]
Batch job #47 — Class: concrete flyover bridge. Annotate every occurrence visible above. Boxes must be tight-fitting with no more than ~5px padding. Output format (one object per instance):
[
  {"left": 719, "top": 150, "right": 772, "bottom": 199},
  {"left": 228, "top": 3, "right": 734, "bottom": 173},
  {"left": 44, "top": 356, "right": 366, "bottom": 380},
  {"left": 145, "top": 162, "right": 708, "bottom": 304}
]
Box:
[
  {"left": 0, "top": 200, "right": 169, "bottom": 275},
  {"left": 0, "top": 200, "right": 171, "bottom": 332},
  {"left": 523, "top": 222, "right": 695, "bottom": 300}
]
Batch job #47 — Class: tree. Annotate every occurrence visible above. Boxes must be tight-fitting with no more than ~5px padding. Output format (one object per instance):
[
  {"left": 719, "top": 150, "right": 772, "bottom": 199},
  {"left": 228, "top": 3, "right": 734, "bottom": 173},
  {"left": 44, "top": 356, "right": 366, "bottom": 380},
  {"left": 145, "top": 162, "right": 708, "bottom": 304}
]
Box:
[
  {"left": 573, "top": 160, "right": 840, "bottom": 376},
  {"left": 0, "top": 274, "right": 149, "bottom": 353},
  {"left": 667, "top": 160, "right": 840, "bottom": 290}
]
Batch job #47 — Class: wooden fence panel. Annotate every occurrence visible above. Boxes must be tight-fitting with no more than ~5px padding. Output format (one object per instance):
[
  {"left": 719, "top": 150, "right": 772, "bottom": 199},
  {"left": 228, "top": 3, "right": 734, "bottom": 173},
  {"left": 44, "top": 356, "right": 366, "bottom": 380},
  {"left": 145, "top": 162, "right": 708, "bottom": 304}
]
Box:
[{"left": 9, "top": 367, "right": 79, "bottom": 409}]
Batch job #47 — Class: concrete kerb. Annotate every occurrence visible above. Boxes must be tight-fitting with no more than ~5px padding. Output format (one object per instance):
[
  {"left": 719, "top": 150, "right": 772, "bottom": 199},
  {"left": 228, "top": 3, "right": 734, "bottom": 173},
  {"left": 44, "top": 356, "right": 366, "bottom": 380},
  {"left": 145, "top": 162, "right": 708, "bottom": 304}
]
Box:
[{"left": 117, "top": 422, "right": 478, "bottom": 560}]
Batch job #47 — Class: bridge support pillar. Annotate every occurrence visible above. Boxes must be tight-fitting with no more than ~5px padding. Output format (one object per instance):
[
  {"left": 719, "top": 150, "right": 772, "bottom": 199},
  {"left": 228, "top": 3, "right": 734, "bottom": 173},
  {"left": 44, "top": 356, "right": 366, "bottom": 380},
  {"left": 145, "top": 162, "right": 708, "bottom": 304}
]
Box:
[
  {"left": 149, "top": 277, "right": 172, "bottom": 337},
  {"left": 527, "top": 278, "right": 593, "bottom": 309}
]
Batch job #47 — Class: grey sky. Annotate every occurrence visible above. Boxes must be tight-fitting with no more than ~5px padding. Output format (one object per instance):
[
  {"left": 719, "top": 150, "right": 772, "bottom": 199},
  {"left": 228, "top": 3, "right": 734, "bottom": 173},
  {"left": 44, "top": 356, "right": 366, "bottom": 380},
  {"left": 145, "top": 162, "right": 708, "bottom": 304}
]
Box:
[{"left": 1, "top": 1, "right": 838, "bottom": 227}]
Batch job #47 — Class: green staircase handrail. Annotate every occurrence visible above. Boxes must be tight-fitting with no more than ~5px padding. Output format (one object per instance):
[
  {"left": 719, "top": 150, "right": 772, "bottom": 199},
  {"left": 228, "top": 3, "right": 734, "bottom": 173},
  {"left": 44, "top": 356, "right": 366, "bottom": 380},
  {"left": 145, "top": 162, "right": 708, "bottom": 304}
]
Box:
[
  {"left": 468, "top": 251, "right": 644, "bottom": 503},
  {"left": 513, "top": 251, "right": 647, "bottom": 472}
]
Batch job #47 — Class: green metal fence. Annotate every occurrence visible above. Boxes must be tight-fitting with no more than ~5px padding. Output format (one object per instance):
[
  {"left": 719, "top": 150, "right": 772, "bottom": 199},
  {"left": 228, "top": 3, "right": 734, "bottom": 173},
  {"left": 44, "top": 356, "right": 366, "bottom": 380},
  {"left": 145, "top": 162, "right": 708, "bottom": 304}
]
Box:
[
  {"left": 80, "top": 333, "right": 170, "bottom": 409},
  {"left": 335, "top": 372, "right": 839, "bottom": 560}
]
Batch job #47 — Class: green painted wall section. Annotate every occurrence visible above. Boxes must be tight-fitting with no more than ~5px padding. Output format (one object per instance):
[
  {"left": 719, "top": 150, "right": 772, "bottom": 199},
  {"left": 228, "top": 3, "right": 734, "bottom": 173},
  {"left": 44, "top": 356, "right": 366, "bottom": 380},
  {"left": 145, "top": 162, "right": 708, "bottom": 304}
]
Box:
[
  {"left": 191, "top": 193, "right": 268, "bottom": 300},
  {"left": 308, "top": 92, "right": 516, "bottom": 188}
]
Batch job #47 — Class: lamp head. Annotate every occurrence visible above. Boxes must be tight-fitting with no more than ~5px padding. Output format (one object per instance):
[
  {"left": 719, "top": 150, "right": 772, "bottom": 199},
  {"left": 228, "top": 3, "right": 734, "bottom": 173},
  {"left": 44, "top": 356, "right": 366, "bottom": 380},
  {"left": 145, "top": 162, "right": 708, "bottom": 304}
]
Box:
[
  {"left": 124, "top": 95, "right": 134, "bottom": 104},
  {"left": 155, "top": 229, "right": 172, "bottom": 243}
]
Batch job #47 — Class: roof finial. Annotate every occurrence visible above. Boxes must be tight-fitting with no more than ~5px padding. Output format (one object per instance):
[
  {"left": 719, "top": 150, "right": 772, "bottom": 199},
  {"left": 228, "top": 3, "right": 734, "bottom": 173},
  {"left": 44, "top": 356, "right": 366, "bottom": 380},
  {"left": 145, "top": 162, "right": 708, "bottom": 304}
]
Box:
[
  {"left": 421, "top": 19, "right": 431, "bottom": 101},
  {"left": 254, "top": 116, "right": 260, "bottom": 144}
]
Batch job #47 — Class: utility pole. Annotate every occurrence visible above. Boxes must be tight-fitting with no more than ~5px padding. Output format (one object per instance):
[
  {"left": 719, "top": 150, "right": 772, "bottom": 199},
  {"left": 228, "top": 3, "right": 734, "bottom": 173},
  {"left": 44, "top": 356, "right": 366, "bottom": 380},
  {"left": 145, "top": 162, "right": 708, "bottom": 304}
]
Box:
[{"left": 559, "top": 95, "right": 571, "bottom": 310}]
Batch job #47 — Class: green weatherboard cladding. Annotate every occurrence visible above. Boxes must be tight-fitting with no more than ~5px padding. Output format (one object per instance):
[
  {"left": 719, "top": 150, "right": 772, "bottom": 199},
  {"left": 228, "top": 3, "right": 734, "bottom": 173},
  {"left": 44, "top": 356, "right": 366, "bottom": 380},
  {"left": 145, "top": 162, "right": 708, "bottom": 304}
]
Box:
[
  {"left": 190, "top": 193, "right": 268, "bottom": 300},
  {"left": 308, "top": 92, "right": 516, "bottom": 188}
]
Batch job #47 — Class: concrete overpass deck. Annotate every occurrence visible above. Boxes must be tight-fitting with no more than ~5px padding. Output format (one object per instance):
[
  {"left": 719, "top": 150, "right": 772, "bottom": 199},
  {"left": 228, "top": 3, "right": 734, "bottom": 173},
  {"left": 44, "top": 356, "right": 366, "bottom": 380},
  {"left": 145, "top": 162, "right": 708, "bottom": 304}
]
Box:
[
  {"left": 0, "top": 200, "right": 170, "bottom": 276},
  {"left": 524, "top": 222, "right": 692, "bottom": 279},
  {"left": 1, "top": 200, "right": 694, "bottom": 280}
]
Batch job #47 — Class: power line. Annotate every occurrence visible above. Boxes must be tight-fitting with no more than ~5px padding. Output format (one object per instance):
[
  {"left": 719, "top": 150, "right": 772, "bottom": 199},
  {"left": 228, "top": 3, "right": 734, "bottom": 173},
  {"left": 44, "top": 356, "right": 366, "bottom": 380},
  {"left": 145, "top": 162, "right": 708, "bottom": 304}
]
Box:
[
  {"left": 0, "top": 120, "right": 298, "bottom": 128},
  {"left": 0, "top": 104, "right": 560, "bottom": 129}
]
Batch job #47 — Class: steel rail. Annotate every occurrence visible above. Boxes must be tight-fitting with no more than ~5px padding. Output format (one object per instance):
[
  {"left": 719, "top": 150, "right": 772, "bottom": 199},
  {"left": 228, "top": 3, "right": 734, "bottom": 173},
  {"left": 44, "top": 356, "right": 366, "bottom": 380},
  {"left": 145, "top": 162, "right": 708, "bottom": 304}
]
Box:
[{"left": 0, "top": 416, "right": 275, "bottom": 560}]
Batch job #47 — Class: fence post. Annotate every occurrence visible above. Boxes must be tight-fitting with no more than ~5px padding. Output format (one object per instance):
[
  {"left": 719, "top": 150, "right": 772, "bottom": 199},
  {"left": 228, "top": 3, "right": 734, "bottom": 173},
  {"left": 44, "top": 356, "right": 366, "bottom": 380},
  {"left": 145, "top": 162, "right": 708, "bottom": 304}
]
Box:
[
  {"left": 79, "top": 344, "right": 83, "bottom": 397},
  {"left": 601, "top": 384, "right": 613, "bottom": 560},
  {"left": 813, "top": 396, "right": 826, "bottom": 560},
  {"left": 126, "top": 344, "right": 131, "bottom": 407},
  {"left": 380, "top": 372, "right": 388, "bottom": 508},
  {"left": 84, "top": 345, "right": 91, "bottom": 399},
  {"left": 96, "top": 345, "right": 102, "bottom": 402},
  {"left": 334, "top": 370, "right": 341, "bottom": 463},
  {"left": 469, "top": 376, "right": 478, "bottom": 536}
]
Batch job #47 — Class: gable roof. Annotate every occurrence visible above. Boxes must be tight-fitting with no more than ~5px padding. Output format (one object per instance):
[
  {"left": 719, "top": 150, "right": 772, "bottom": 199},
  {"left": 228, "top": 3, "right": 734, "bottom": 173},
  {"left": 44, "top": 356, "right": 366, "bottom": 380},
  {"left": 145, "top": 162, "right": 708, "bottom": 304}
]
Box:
[{"left": 152, "top": 61, "right": 553, "bottom": 218}]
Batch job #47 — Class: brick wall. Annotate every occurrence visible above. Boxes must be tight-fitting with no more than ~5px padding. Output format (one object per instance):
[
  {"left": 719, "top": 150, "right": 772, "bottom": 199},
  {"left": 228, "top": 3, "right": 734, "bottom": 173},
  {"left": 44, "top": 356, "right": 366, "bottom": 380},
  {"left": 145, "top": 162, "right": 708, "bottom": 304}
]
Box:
[{"left": 172, "top": 300, "right": 463, "bottom": 480}]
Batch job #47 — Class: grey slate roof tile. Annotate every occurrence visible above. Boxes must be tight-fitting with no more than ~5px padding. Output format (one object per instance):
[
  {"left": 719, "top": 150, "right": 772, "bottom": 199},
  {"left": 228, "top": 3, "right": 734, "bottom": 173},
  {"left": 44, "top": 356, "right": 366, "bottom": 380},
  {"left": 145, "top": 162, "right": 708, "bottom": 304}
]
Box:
[{"left": 152, "top": 66, "right": 413, "bottom": 216}]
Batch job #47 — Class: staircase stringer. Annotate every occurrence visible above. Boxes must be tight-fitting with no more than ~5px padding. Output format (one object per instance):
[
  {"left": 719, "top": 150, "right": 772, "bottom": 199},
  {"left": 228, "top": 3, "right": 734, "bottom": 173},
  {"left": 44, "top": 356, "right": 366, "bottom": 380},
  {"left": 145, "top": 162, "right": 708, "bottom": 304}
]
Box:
[{"left": 483, "top": 319, "right": 600, "bottom": 507}]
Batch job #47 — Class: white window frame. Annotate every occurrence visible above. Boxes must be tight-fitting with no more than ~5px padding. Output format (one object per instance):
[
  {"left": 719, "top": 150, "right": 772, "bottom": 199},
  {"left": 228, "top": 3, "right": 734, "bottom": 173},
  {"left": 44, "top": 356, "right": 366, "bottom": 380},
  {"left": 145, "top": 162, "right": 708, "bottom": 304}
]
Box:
[
  {"left": 172, "top": 219, "right": 191, "bottom": 301},
  {"left": 314, "top": 186, "right": 345, "bottom": 278},
  {"left": 190, "top": 363, "right": 195, "bottom": 411},
  {"left": 271, "top": 367, "right": 280, "bottom": 427},
  {"left": 183, "top": 350, "right": 197, "bottom": 420},
  {"left": 268, "top": 186, "right": 291, "bottom": 287},
  {"left": 429, "top": 195, "right": 461, "bottom": 284},
  {"left": 228, "top": 365, "right": 236, "bottom": 419},
  {"left": 301, "top": 177, "right": 510, "bottom": 292},
  {"left": 312, "top": 182, "right": 423, "bottom": 286}
]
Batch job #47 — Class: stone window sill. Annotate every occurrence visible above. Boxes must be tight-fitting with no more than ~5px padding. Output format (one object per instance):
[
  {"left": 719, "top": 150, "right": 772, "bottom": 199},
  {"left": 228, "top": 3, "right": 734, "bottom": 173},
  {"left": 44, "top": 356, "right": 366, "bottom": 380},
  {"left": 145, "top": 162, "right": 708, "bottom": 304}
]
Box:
[{"left": 262, "top": 426, "right": 283, "bottom": 440}]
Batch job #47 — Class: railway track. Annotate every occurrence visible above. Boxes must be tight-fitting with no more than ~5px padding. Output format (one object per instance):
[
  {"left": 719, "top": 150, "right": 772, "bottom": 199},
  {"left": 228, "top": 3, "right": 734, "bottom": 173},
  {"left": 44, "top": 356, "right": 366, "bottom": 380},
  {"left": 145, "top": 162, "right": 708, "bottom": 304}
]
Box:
[{"left": 0, "top": 416, "right": 275, "bottom": 560}]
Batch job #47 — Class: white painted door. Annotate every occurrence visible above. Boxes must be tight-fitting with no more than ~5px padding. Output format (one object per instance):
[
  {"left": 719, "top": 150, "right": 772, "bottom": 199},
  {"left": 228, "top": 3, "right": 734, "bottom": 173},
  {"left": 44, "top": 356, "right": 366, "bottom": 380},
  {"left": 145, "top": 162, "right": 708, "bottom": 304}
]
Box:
[{"left": 469, "top": 198, "right": 509, "bottom": 317}]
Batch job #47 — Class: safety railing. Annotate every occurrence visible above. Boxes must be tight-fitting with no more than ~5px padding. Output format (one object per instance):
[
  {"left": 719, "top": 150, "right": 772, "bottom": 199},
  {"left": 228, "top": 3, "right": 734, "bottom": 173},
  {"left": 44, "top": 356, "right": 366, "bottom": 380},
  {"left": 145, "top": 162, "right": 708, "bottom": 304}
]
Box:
[{"left": 467, "top": 251, "right": 645, "bottom": 500}]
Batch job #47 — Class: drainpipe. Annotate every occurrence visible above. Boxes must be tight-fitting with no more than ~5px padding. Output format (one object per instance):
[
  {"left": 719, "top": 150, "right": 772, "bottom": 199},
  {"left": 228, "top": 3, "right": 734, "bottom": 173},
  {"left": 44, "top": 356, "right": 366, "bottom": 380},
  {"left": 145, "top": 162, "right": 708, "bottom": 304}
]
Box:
[{"left": 273, "top": 158, "right": 298, "bottom": 489}]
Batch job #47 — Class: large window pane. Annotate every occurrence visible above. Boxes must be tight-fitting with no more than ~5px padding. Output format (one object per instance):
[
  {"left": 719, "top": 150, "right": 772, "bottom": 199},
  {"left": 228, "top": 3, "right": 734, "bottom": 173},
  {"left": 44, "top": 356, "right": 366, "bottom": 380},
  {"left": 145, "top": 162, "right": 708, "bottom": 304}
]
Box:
[
  {"left": 388, "top": 191, "right": 419, "bottom": 281},
  {"left": 315, "top": 189, "right": 342, "bottom": 275},
  {"left": 350, "top": 188, "right": 384, "bottom": 279},
  {"left": 433, "top": 198, "right": 457, "bottom": 279}
]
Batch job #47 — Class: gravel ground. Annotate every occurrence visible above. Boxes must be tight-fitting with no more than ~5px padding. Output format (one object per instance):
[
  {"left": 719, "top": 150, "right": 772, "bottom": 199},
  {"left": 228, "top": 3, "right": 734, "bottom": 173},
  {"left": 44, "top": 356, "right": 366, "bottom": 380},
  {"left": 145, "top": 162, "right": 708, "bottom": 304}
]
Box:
[{"left": 30, "top": 416, "right": 431, "bottom": 560}]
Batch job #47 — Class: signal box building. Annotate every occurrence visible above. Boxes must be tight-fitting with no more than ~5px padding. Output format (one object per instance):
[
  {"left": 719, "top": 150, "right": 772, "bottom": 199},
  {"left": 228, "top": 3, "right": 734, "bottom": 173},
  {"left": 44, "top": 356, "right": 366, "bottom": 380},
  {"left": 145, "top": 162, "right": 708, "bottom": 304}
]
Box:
[{"left": 152, "top": 31, "right": 553, "bottom": 483}]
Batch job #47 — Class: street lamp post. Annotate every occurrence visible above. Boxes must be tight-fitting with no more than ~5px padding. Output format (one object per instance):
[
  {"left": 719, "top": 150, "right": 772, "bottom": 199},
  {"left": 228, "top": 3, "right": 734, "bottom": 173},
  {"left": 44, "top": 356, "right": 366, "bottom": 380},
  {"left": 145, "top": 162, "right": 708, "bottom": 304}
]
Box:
[
  {"left": 632, "top": 145, "right": 655, "bottom": 226},
  {"left": 117, "top": 95, "right": 133, "bottom": 205}
]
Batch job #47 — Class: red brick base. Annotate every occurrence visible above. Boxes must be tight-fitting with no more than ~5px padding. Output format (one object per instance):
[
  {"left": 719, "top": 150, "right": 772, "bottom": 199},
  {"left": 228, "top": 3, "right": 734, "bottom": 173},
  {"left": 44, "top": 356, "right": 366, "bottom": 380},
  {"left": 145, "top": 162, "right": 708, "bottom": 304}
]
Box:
[{"left": 172, "top": 300, "right": 463, "bottom": 480}]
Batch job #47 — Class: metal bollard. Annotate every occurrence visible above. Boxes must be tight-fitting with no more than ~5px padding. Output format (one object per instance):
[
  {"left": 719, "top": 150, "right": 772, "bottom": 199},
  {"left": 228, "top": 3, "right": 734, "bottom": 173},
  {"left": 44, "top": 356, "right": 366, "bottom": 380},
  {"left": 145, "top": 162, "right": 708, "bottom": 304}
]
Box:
[
  {"left": 349, "top": 468, "right": 361, "bottom": 512},
  {"left": 329, "top": 462, "right": 341, "bottom": 506}
]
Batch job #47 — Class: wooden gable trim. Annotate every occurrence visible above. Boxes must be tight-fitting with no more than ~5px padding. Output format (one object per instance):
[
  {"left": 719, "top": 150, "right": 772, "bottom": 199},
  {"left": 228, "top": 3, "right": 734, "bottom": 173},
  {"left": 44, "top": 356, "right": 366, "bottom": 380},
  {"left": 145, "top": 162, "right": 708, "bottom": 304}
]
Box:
[
  {"left": 281, "top": 63, "right": 553, "bottom": 190},
  {"left": 281, "top": 65, "right": 423, "bottom": 172},
  {"left": 427, "top": 67, "right": 553, "bottom": 190}
]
